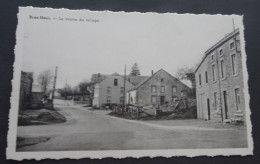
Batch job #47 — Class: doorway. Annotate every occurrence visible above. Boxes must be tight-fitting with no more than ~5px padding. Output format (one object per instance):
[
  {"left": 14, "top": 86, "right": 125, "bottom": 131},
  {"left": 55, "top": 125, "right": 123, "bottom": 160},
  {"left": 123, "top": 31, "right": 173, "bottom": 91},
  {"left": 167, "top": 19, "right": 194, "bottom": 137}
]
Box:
[
  {"left": 207, "top": 98, "right": 211, "bottom": 120},
  {"left": 160, "top": 96, "right": 165, "bottom": 105},
  {"left": 223, "top": 91, "right": 228, "bottom": 119}
]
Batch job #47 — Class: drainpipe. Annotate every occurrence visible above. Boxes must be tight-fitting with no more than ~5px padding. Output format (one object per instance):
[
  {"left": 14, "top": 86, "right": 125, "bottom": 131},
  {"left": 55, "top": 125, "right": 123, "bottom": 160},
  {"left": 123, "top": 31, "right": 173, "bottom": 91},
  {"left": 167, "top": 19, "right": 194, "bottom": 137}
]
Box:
[{"left": 215, "top": 49, "right": 224, "bottom": 121}]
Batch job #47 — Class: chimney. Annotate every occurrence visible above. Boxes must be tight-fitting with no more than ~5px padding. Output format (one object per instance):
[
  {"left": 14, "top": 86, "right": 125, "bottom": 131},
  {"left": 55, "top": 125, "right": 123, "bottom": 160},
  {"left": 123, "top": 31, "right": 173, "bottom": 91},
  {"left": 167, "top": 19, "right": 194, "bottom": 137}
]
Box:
[{"left": 151, "top": 70, "right": 154, "bottom": 75}]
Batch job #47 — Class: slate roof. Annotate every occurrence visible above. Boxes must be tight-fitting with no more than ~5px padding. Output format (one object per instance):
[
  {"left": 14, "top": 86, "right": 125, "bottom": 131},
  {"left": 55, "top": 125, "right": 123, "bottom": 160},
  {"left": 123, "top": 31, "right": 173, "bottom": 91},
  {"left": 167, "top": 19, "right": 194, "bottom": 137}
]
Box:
[
  {"left": 127, "top": 69, "right": 191, "bottom": 92},
  {"left": 126, "top": 75, "right": 148, "bottom": 86}
]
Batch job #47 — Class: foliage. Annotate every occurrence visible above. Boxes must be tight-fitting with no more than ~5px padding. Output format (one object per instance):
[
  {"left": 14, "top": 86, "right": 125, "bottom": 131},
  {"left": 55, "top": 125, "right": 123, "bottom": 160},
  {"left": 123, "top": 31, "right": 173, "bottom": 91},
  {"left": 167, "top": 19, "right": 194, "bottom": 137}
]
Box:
[
  {"left": 78, "top": 81, "right": 91, "bottom": 95},
  {"left": 175, "top": 66, "right": 195, "bottom": 81},
  {"left": 129, "top": 63, "right": 141, "bottom": 76},
  {"left": 57, "top": 84, "right": 73, "bottom": 99},
  {"left": 37, "top": 70, "right": 54, "bottom": 93}
]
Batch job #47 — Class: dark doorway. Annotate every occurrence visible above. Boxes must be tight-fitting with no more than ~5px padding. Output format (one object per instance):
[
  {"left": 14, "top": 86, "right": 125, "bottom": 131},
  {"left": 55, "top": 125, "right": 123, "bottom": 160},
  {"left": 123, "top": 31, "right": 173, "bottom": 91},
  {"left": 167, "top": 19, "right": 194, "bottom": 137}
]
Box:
[
  {"left": 223, "top": 91, "right": 228, "bottom": 119},
  {"left": 207, "top": 98, "right": 210, "bottom": 120},
  {"left": 160, "top": 96, "right": 165, "bottom": 105}
]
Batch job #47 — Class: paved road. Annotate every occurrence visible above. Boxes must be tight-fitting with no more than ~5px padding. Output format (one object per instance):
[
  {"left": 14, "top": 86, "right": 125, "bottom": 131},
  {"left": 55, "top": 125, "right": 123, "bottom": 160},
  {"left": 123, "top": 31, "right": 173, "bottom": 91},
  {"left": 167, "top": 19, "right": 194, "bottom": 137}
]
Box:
[{"left": 17, "top": 104, "right": 248, "bottom": 151}]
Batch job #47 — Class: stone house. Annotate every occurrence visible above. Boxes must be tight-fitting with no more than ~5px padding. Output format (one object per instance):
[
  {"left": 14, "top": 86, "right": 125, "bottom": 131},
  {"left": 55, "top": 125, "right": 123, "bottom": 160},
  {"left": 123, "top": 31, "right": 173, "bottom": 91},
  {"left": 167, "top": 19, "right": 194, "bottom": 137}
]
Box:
[
  {"left": 31, "top": 84, "right": 44, "bottom": 103},
  {"left": 92, "top": 73, "right": 136, "bottom": 108},
  {"left": 126, "top": 69, "right": 191, "bottom": 106},
  {"left": 19, "top": 71, "right": 33, "bottom": 112},
  {"left": 195, "top": 29, "right": 245, "bottom": 122}
]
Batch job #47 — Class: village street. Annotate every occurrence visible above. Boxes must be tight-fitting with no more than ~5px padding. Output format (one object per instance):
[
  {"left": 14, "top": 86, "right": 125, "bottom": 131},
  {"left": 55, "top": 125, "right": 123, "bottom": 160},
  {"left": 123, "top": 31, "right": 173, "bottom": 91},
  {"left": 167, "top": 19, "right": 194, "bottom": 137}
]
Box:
[{"left": 17, "top": 100, "right": 248, "bottom": 151}]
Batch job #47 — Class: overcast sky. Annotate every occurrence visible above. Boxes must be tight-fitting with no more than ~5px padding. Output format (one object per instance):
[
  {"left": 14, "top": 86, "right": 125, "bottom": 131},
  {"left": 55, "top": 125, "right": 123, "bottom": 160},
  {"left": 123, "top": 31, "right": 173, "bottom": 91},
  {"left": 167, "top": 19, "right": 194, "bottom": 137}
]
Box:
[{"left": 20, "top": 8, "right": 243, "bottom": 88}]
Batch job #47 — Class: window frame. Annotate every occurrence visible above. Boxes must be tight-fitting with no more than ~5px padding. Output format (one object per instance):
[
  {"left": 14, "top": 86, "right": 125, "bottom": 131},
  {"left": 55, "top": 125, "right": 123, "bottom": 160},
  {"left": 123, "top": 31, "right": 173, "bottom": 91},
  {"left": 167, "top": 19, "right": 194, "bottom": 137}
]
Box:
[
  {"left": 114, "top": 79, "right": 118, "bottom": 86},
  {"left": 107, "top": 96, "right": 111, "bottom": 103},
  {"left": 219, "top": 49, "right": 223, "bottom": 56},
  {"left": 235, "top": 88, "right": 240, "bottom": 111},
  {"left": 231, "top": 54, "right": 238, "bottom": 76},
  {"left": 230, "top": 42, "right": 235, "bottom": 50},
  {"left": 151, "top": 86, "right": 157, "bottom": 93},
  {"left": 107, "top": 87, "right": 111, "bottom": 94},
  {"left": 220, "top": 60, "right": 226, "bottom": 79},
  {"left": 160, "top": 86, "right": 165, "bottom": 93},
  {"left": 172, "top": 86, "right": 177, "bottom": 93},
  {"left": 199, "top": 74, "right": 202, "bottom": 86},
  {"left": 151, "top": 95, "right": 157, "bottom": 104},
  {"left": 205, "top": 71, "right": 208, "bottom": 84},
  {"left": 212, "top": 64, "right": 216, "bottom": 82}
]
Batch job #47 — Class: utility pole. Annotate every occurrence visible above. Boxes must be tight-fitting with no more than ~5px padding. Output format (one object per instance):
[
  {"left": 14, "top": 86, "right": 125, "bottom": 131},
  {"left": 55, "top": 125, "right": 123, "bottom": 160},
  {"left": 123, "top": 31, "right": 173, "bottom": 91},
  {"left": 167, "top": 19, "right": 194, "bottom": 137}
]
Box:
[
  {"left": 51, "top": 66, "right": 58, "bottom": 109},
  {"left": 123, "top": 64, "right": 126, "bottom": 106}
]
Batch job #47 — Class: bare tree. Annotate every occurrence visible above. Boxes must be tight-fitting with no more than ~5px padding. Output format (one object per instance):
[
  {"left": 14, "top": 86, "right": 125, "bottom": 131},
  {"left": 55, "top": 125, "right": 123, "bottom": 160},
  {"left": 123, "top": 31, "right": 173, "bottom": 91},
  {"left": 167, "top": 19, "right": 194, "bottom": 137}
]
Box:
[
  {"left": 37, "top": 69, "right": 54, "bottom": 94},
  {"left": 129, "top": 63, "right": 141, "bottom": 76}
]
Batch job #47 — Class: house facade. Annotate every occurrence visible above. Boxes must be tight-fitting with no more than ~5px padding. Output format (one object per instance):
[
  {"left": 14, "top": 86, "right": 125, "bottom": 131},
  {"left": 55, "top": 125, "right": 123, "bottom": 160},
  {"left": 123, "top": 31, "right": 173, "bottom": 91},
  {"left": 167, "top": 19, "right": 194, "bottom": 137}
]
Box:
[
  {"left": 92, "top": 73, "right": 134, "bottom": 108},
  {"left": 31, "top": 84, "right": 44, "bottom": 103},
  {"left": 19, "top": 71, "right": 33, "bottom": 112},
  {"left": 127, "top": 69, "right": 191, "bottom": 106},
  {"left": 195, "top": 29, "right": 245, "bottom": 122}
]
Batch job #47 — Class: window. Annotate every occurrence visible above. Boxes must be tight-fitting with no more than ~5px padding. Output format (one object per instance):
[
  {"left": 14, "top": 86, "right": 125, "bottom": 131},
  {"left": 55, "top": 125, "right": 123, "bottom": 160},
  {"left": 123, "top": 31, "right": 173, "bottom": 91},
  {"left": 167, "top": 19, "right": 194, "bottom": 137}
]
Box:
[
  {"left": 160, "top": 86, "right": 165, "bottom": 93},
  {"left": 230, "top": 42, "right": 235, "bottom": 50},
  {"left": 220, "top": 60, "right": 226, "bottom": 79},
  {"left": 172, "top": 86, "right": 177, "bottom": 93},
  {"left": 212, "top": 64, "right": 216, "bottom": 82},
  {"left": 151, "top": 86, "right": 157, "bottom": 93},
  {"left": 231, "top": 54, "right": 238, "bottom": 75},
  {"left": 199, "top": 74, "right": 202, "bottom": 86},
  {"left": 161, "top": 78, "right": 164, "bottom": 82},
  {"left": 181, "top": 90, "right": 187, "bottom": 97},
  {"left": 120, "top": 87, "right": 124, "bottom": 94},
  {"left": 235, "top": 88, "right": 240, "bottom": 111},
  {"left": 205, "top": 71, "right": 208, "bottom": 83},
  {"left": 107, "top": 96, "right": 111, "bottom": 103},
  {"left": 107, "top": 87, "right": 111, "bottom": 94},
  {"left": 213, "top": 92, "right": 217, "bottom": 110},
  {"left": 114, "top": 79, "right": 118, "bottom": 86},
  {"left": 120, "top": 97, "right": 124, "bottom": 104},
  {"left": 151, "top": 95, "right": 157, "bottom": 104},
  {"left": 211, "top": 55, "right": 214, "bottom": 60},
  {"left": 219, "top": 49, "right": 223, "bottom": 56}
]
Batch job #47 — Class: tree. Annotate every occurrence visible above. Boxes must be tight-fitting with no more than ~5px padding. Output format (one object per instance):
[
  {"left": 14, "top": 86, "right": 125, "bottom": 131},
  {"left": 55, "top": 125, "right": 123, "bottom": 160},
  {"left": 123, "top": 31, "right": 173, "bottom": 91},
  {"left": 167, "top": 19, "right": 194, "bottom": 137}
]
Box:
[
  {"left": 175, "top": 66, "right": 196, "bottom": 98},
  {"left": 37, "top": 69, "right": 54, "bottom": 94},
  {"left": 78, "top": 81, "right": 91, "bottom": 95},
  {"left": 129, "top": 63, "right": 141, "bottom": 76},
  {"left": 57, "top": 84, "right": 73, "bottom": 99},
  {"left": 175, "top": 66, "right": 194, "bottom": 81}
]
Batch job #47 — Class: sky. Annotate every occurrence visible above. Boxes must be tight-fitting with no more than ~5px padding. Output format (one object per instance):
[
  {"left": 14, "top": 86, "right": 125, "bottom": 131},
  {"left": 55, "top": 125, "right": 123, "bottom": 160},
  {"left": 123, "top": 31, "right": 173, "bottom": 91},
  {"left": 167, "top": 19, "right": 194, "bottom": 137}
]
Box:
[{"left": 20, "top": 8, "right": 244, "bottom": 88}]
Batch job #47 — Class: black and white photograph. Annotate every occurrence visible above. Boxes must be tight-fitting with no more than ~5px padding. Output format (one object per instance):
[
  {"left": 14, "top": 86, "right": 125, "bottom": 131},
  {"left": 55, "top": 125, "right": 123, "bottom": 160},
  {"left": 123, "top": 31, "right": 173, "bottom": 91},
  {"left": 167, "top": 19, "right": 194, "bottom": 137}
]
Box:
[{"left": 7, "top": 7, "right": 253, "bottom": 160}]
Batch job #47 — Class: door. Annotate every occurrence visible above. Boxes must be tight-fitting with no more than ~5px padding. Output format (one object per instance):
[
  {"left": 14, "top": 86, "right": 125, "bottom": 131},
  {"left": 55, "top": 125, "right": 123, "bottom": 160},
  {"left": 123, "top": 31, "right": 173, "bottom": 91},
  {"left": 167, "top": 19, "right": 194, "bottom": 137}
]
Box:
[
  {"left": 207, "top": 98, "right": 211, "bottom": 120},
  {"left": 223, "top": 91, "right": 228, "bottom": 119},
  {"left": 160, "top": 96, "right": 165, "bottom": 105}
]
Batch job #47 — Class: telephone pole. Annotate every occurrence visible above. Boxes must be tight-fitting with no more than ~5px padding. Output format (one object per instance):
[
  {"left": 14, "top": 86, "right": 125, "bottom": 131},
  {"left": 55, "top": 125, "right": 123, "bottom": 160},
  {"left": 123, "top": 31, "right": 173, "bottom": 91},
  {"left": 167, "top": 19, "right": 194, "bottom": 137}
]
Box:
[{"left": 51, "top": 66, "right": 58, "bottom": 109}]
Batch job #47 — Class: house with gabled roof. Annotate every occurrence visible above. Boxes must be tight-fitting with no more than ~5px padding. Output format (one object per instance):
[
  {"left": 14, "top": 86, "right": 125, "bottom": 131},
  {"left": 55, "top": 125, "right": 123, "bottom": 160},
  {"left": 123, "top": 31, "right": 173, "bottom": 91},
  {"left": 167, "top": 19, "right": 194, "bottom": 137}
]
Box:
[
  {"left": 126, "top": 69, "right": 191, "bottom": 106},
  {"left": 92, "top": 73, "right": 135, "bottom": 108}
]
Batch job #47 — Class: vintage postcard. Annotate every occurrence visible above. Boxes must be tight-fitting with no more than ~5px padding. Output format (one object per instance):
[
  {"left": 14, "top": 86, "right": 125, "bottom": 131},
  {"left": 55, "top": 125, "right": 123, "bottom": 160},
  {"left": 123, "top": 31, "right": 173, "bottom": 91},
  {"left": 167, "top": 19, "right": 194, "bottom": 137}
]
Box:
[{"left": 7, "top": 7, "right": 253, "bottom": 160}]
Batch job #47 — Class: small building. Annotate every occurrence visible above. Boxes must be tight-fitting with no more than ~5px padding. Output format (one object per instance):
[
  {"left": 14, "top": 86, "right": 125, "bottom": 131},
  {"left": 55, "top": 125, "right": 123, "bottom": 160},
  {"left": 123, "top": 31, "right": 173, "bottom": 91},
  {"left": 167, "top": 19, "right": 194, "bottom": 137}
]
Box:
[
  {"left": 92, "top": 73, "right": 135, "bottom": 108},
  {"left": 31, "top": 84, "right": 44, "bottom": 103},
  {"left": 19, "top": 71, "right": 33, "bottom": 112},
  {"left": 194, "top": 29, "right": 245, "bottom": 122},
  {"left": 127, "top": 69, "right": 191, "bottom": 106}
]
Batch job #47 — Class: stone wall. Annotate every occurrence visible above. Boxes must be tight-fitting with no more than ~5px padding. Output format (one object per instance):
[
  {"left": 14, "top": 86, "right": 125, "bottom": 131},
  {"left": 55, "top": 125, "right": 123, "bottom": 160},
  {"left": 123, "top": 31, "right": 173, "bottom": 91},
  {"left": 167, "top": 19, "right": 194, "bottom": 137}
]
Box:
[
  {"left": 195, "top": 32, "right": 246, "bottom": 122},
  {"left": 136, "top": 69, "right": 191, "bottom": 106}
]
